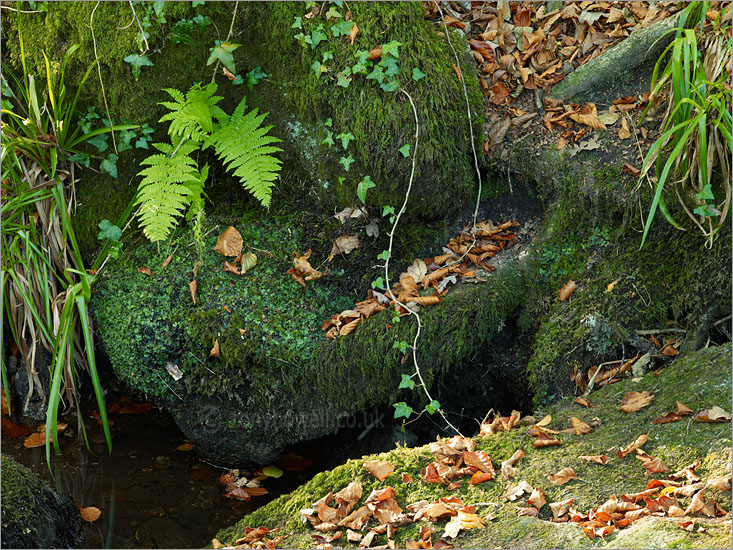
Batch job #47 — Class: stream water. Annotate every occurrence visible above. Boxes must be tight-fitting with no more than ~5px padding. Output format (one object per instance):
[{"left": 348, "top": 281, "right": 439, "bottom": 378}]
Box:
[{"left": 2, "top": 404, "right": 319, "bottom": 549}]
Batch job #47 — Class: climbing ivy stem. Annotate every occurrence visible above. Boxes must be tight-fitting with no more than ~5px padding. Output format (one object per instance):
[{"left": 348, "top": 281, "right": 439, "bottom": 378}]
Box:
[
  {"left": 384, "top": 89, "right": 463, "bottom": 437},
  {"left": 90, "top": 1, "right": 118, "bottom": 154},
  {"left": 211, "top": 0, "right": 240, "bottom": 83}
]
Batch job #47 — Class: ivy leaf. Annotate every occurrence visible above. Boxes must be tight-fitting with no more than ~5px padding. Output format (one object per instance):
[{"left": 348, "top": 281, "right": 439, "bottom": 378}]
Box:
[
  {"left": 412, "top": 67, "right": 427, "bottom": 81},
  {"left": 207, "top": 40, "right": 240, "bottom": 74},
  {"left": 383, "top": 57, "right": 401, "bottom": 77},
  {"left": 322, "top": 51, "right": 334, "bottom": 62},
  {"left": 305, "top": 26, "right": 327, "bottom": 49},
  {"left": 135, "top": 138, "right": 149, "bottom": 149},
  {"left": 88, "top": 133, "right": 108, "bottom": 153},
  {"left": 311, "top": 60, "right": 325, "bottom": 77},
  {"left": 246, "top": 66, "right": 267, "bottom": 89},
  {"left": 97, "top": 219, "right": 122, "bottom": 242},
  {"left": 425, "top": 400, "right": 441, "bottom": 415},
  {"left": 382, "top": 40, "right": 402, "bottom": 58},
  {"left": 292, "top": 16, "right": 303, "bottom": 29},
  {"left": 140, "top": 123, "right": 154, "bottom": 138},
  {"left": 696, "top": 183, "right": 715, "bottom": 201},
  {"left": 118, "top": 129, "right": 136, "bottom": 152},
  {"left": 382, "top": 205, "right": 395, "bottom": 217},
  {"left": 352, "top": 60, "right": 371, "bottom": 74},
  {"left": 393, "top": 401, "right": 414, "bottom": 419},
  {"left": 357, "top": 175, "right": 376, "bottom": 203},
  {"left": 694, "top": 204, "right": 719, "bottom": 217},
  {"left": 398, "top": 374, "right": 415, "bottom": 389},
  {"left": 325, "top": 6, "right": 342, "bottom": 20},
  {"left": 336, "top": 132, "right": 355, "bottom": 150},
  {"left": 377, "top": 249, "right": 390, "bottom": 261},
  {"left": 324, "top": 118, "right": 333, "bottom": 127},
  {"left": 398, "top": 144, "right": 411, "bottom": 157},
  {"left": 232, "top": 74, "right": 244, "bottom": 85},
  {"left": 393, "top": 341, "right": 411, "bottom": 354},
  {"left": 67, "top": 152, "right": 91, "bottom": 169},
  {"left": 366, "top": 65, "right": 385, "bottom": 83},
  {"left": 331, "top": 19, "right": 354, "bottom": 37},
  {"left": 321, "top": 130, "right": 335, "bottom": 147},
  {"left": 380, "top": 79, "right": 400, "bottom": 93},
  {"left": 339, "top": 154, "right": 355, "bottom": 171},
  {"left": 124, "top": 53, "right": 154, "bottom": 80},
  {"left": 371, "top": 276, "right": 386, "bottom": 290},
  {"left": 336, "top": 69, "right": 352, "bottom": 88},
  {"left": 100, "top": 153, "right": 118, "bottom": 178}
]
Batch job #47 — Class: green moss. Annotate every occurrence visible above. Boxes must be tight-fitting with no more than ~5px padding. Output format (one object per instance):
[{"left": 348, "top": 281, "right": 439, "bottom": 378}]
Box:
[
  {"left": 216, "top": 344, "right": 732, "bottom": 549},
  {"left": 1, "top": 455, "right": 81, "bottom": 549}
]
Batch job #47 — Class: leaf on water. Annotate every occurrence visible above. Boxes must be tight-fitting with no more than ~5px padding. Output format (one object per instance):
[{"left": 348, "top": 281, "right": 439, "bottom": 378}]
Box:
[
  {"left": 363, "top": 460, "right": 394, "bottom": 481},
  {"left": 138, "top": 266, "right": 152, "bottom": 276},
  {"left": 548, "top": 467, "right": 578, "bottom": 485},
  {"left": 209, "top": 339, "right": 220, "bottom": 358},
  {"left": 620, "top": 391, "right": 654, "bottom": 413},
  {"left": 214, "top": 226, "right": 244, "bottom": 257},
  {"left": 23, "top": 431, "right": 48, "bottom": 448},
  {"left": 1, "top": 418, "right": 32, "bottom": 438},
  {"left": 80, "top": 506, "right": 102, "bottom": 522},
  {"left": 189, "top": 280, "right": 197, "bottom": 304},
  {"left": 558, "top": 280, "right": 576, "bottom": 301}
]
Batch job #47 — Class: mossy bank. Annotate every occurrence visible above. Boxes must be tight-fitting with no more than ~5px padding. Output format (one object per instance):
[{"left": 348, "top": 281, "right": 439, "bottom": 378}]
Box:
[
  {"left": 1, "top": 455, "right": 83, "bottom": 549},
  {"left": 1, "top": 2, "right": 485, "bottom": 260},
  {"left": 216, "top": 344, "right": 732, "bottom": 549}
]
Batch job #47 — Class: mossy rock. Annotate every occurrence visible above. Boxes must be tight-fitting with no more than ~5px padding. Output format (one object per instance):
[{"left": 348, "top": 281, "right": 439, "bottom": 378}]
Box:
[
  {"left": 92, "top": 211, "right": 528, "bottom": 464},
  {"left": 2, "top": 2, "right": 484, "bottom": 260},
  {"left": 215, "top": 344, "right": 732, "bottom": 549},
  {"left": 1, "top": 455, "right": 82, "bottom": 549}
]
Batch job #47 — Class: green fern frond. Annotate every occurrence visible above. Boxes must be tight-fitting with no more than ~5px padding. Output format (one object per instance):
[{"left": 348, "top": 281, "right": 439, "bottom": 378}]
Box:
[
  {"left": 135, "top": 141, "right": 204, "bottom": 241},
  {"left": 210, "top": 98, "right": 282, "bottom": 207},
  {"left": 158, "top": 83, "right": 223, "bottom": 143}
]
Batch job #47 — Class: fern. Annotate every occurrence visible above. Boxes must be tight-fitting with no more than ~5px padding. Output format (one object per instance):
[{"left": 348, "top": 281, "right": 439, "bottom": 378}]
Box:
[
  {"left": 135, "top": 84, "right": 282, "bottom": 241},
  {"left": 135, "top": 141, "right": 204, "bottom": 241},
  {"left": 158, "top": 83, "right": 226, "bottom": 143},
  {"left": 209, "top": 97, "right": 282, "bottom": 207}
]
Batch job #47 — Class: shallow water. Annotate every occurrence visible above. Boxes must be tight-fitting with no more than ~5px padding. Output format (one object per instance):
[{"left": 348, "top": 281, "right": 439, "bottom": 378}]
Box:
[{"left": 1, "top": 406, "right": 300, "bottom": 548}]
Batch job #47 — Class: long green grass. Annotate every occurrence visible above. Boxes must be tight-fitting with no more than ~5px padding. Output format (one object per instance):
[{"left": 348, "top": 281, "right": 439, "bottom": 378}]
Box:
[{"left": 640, "top": 1, "right": 732, "bottom": 248}]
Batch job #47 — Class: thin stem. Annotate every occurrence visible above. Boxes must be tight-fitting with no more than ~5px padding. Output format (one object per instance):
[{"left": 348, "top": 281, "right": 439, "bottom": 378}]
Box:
[
  {"left": 90, "top": 2, "right": 118, "bottom": 154},
  {"left": 127, "top": 0, "right": 150, "bottom": 53},
  {"left": 211, "top": 1, "right": 240, "bottom": 83}
]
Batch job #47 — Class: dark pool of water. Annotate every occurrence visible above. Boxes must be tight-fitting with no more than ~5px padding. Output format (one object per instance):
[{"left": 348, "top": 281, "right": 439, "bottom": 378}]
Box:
[{"left": 2, "top": 406, "right": 308, "bottom": 549}]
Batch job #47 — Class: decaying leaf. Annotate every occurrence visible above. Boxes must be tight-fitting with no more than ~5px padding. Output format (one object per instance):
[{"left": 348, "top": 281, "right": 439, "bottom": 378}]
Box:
[
  {"left": 617, "top": 434, "right": 648, "bottom": 458},
  {"left": 527, "top": 487, "right": 546, "bottom": 509},
  {"left": 675, "top": 401, "right": 694, "bottom": 415},
  {"left": 548, "top": 467, "right": 578, "bottom": 485},
  {"left": 574, "top": 397, "right": 590, "bottom": 408},
  {"left": 500, "top": 449, "right": 524, "bottom": 479},
  {"left": 558, "top": 280, "right": 576, "bottom": 301},
  {"left": 442, "top": 510, "right": 485, "bottom": 538},
  {"left": 578, "top": 454, "right": 608, "bottom": 465},
  {"left": 161, "top": 254, "right": 173, "bottom": 268},
  {"left": 329, "top": 235, "right": 359, "bottom": 261},
  {"left": 209, "top": 339, "right": 220, "bottom": 358},
  {"left": 505, "top": 480, "right": 534, "bottom": 501},
  {"left": 80, "top": 506, "right": 102, "bottom": 522},
  {"left": 516, "top": 506, "right": 539, "bottom": 517},
  {"left": 363, "top": 460, "right": 395, "bottom": 481},
  {"left": 570, "top": 417, "right": 591, "bottom": 435},
  {"left": 619, "top": 391, "right": 654, "bottom": 413},
  {"left": 289, "top": 250, "right": 323, "bottom": 287},
  {"left": 463, "top": 450, "right": 494, "bottom": 475},
  {"left": 569, "top": 103, "right": 606, "bottom": 130},
  {"left": 707, "top": 476, "right": 732, "bottom": 491},
  {"left": 176, "top": 442, "right": 194, "bottom": 451},
  {"left": 189, "top": 280, "right": 197, "bottom": 304},
  {"left": 693, "top": 406, "right": 731, "bottom": 422},
  {"left": 549, "top": 498, "right": 573, "bottom": 518},
  {"left": 533, "top": 430, "right": 562, "bottom": 448},
  {"left": 138, "top": 266, "right": 152, "bottom": 276},
  {"left": 214, "top": 226, "right": 244, "bottom": 256}
]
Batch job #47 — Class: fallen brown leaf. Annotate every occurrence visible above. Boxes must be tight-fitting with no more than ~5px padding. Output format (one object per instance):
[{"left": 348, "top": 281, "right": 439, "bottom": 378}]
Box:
[
  {"left": 558, "top": 280, "right": 576, "bottom": 301},
  {"left": 693, "top": 406, "right": 731, "bottom": 422},
  {"left": 617, "top": 433, "right": 648, "bottom": 458},
  {"left": 137, "top": 266, "right": 152, "bottom": 276},
  {"left": 80, "top": 506, "right": 102, "bottom": 522},
  {"left": 548, "top": 467, "right": 578, "bottom": 485},
  {"left": 214, "top": 226, "right": 243, "bottom": 257},
  {"left": 209, "top": 339, "right": 220, "bottom": 358},
  {"left": 363, "top": 460, "right": 394, "bottom": 482},
  {"left": 619, "top": 391, "right": 654, "bottom": 413},
  {"left": 578, "top": 454, "right": 609, "bottom": 465},
  {"left": 570, "top": 417, "right": 591, "bottom": 435},
  {"left": 189, "top": 280, "right": 197, "bottom": 305}
]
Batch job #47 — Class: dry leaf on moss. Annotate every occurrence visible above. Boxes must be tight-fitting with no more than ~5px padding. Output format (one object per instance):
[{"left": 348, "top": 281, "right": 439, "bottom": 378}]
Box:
[
  {"left": 578, "top": 454, "right": 608, "bottom": 465},
  {"left": 534, "top": 430, "right": 561, "bottom": 448},
  {"left": 209, "top": 339, "right": 220, "bottom": 358},
  {"left": 137, "top": 266, "right": 152, "bottom": 276},
  {"left": 619, "top": 391, "right": 654, "bottom": 413},
  {"left": 617, "top": 433, "right": 648, "bottom": 458},
  {"left": 189, "top": 280, "right": 197, "bottom": 305},
  {"left": 214, "top": 226, "right": 243, "bottom": 256},
  {"left": 549, "top": 498, "right": 573, "bottom": 518},
  {"left": 558, "top": 280, "right": 576, "bottom": 301},
  {"left": 548, "top": 467, "right": 578, "bottom": 485},
  {"left": 329, "top": 235, "right": 359, "bottom": 261},
  {"left": 363, "top": 460, "right": 394, "bottom": 482},
  {"left": 570, "top": 417, "right": 592, "bottom": 435},
  {"left": 693, "top": 406, "right": 731, "bottom": 422},
  {"left": 527, "top": 487, "right": 546, "bottom": 509}
]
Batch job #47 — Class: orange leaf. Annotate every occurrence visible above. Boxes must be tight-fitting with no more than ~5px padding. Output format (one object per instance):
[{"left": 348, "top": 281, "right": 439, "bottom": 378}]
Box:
[
  {"left": 23, "top": 431, "right": 48, "bottom": 448},
  {"left": 549, "top": 498, "right": 574, "bottom": 518},
  {"left": 363, "top": 460, "right": 394, "bottom": 481},
  {"left": 210, "top": 339, "right": 220, "bottom": 358},
  {"left": 246, "top": 486, "right": 269, "bottom": 496},
  {"left": 617, "top": 433, "right": 648, "bottom": 458},
  {"left": 224, "top": 261, "right": 240, "bottom": 275},
  {"left": 569, "top": 103, "right": 606, "bottom": 129},
  {"left": 189, "top": 280, "right": 197, "bottom": 305},
  {"left": 161, "top": 254, "right": 173, "bottom": 268},
  {"left": 176, "top": 442, "right": 194, "bottom": 451},
  {"left": 452, "top": 63, "right": 462, "bottom": 81},
  {"left": 578, "top": 454, "right": 608, "bottom": 465},
  {"left": 676, "top": 401, "right": 693, "bottom": 415},
  {"left": 574, "top": 397, "right": 590, "bottom": 408},
  {"left": 1, "top": 417, "right": 32, "bottom": 438},
  {"left": 622, "top": 163, "right": 641, "bottom": 178},
  {"left": 137, "top": 266, "right": 152, "bottom": 276},
  {"left": 619, "top": 391, "right": 654, "bottom": 413},
  {"left": 222, "top": 66, "right": 236, "bottom": 81},
  {"left": 225, "top": 486, "right": 252, "bottom": 500},
  {"left": 469, "top": 471, "right": 493, "bottom": 485},
  {"left": 117, "top": 402, "right": 153, "bottom": 414},
  {"left": 463, "top": 450, "right": 494, "bottom": 475},
  {"left": 693, "top": 406, "right": 731, "bottom": 422},
  {"left": 558, "top": 280, "right": 576, "bottom": 301},
  {"left": 548, "top": 467, "right": 578, "bottom": 485},
  {"left": 80, "top": 506, "right": 102, "bottom": 522},
  {"left": 349, "top": 22, "right": 359, "bottom": 45},
  {"left": 570, "top": 417, "right": 591, "bottom": 435},
  {"left": 367, "top": 45, "right": 382, "bottom": 61},
  {"left": 652, "top": 411, "right": 683, "bottom": 424},
  {"left": 533, "top": 430, "right": 561, "bottom": 448},
  {"left": 401, "top": 473, "right": 413, "bottom": 484},
  {"left": 527, "top": 487, "right": 546, "bottom": 509},
  {"left": 214, "top": 226, "right": 243, "bottom": 257}
]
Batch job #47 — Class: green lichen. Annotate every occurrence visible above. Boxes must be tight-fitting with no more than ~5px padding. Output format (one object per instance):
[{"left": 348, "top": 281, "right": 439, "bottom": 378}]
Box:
[{"left": 215, "top": 344, "right": 732, "bottom": 549}]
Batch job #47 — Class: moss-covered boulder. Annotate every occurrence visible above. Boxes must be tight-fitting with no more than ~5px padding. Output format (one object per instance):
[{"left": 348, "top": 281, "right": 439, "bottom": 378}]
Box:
[
  {"left": 215, "top": 344, "right": 733, "bottom": 549},
  {"left": 92, "top": 212, "right": 528, "bottom": 465},
  {"left": 2, "top": 2, "right": 484, "bottom": 259},
  {"left": 1, "top": 455, "right": 82, "bottom": 549}
]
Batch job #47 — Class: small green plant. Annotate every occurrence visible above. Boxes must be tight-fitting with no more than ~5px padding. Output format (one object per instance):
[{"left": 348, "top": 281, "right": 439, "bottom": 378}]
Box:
[
  {"left": 135, "top": 82, "right": 282, "bottom": 241},
  {"left": 640, "top": 1, "right": 732, "bottom": 248}
]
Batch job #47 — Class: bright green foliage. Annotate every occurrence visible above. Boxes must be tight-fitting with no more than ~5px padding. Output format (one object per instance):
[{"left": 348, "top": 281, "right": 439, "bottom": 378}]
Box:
[
  {"left": 158, "top": 83, "right": 224, "bottom": 142},
  {"left": 210, "top": 98, "right": 283, "bottom": 208},
  {"left": 123, "top": 53, "right": 154, "bottom": 80},
  {"left": 135, "top": 141, "right": 199, "bottom": 241},
  {"left": 393, "top": 401, "right": 414, "bottom": 419},
  {"left": 135, "top": 83, "right": 282, "bottom": 240},
  {"left": 357, "top": 175, "right": 376, "bottom": 203},
  {"left": 207, "top": 40, "right": 240, "bottom": 74}
]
